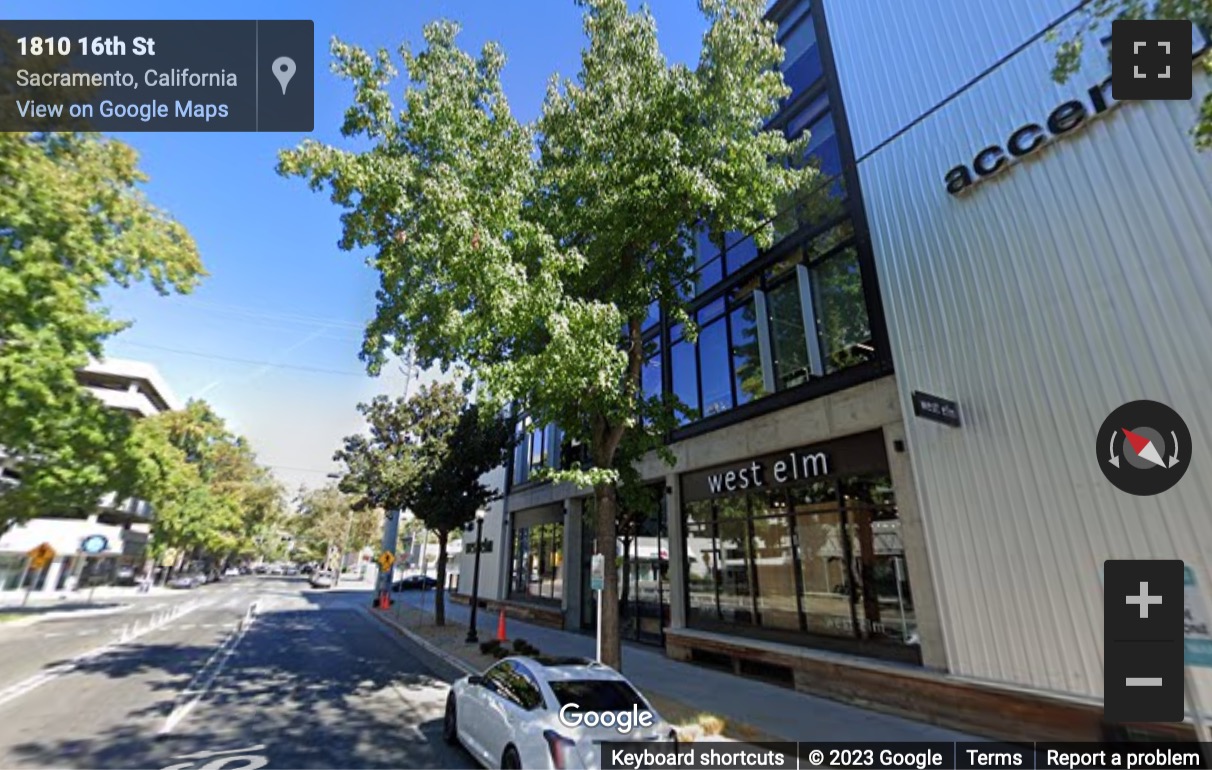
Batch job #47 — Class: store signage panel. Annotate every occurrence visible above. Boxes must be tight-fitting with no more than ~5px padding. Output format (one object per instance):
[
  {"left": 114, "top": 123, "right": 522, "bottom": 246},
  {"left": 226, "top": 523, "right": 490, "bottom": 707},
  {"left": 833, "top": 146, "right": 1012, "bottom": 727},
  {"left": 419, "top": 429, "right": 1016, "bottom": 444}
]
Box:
[
  {"left": 912, "top": 391, "right": 961, "bottom": 427},
  {"left": 681, "top": 429, "right": 888, "bottom": 502}
]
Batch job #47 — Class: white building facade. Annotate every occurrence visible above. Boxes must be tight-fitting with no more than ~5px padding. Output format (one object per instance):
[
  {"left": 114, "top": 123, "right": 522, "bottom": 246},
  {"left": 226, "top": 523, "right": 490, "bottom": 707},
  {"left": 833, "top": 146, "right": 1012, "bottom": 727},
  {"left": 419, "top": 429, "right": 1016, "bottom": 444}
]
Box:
[{"left": 822, "top": 0, "right": 1212, "bottom": 704}]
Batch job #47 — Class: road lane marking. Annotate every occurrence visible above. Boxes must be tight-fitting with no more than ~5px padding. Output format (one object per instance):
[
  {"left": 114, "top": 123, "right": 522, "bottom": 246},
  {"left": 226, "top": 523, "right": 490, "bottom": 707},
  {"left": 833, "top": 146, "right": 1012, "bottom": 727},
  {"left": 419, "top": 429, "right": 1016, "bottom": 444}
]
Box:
[
  {"left": 0, "top": 599, "right": 204, "bottom": 709},
  {"left": 160, "top": 600, "right": 259, "bottom": 734}
]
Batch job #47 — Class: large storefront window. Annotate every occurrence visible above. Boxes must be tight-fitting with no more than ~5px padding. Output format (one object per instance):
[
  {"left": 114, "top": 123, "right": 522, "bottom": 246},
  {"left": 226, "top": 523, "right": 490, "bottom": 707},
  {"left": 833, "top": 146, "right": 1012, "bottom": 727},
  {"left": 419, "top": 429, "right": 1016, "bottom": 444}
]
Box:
[
  {"left": 509, "top": 516, "right": 564, "bottom": 604},
  {"left": 680, "top": 431, "right": 919, "bottom": 664}
]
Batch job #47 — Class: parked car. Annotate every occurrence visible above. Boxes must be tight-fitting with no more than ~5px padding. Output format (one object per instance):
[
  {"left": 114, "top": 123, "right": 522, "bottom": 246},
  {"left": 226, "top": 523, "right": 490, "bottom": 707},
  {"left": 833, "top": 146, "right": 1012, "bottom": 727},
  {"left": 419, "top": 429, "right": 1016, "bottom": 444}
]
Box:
[
  {"left": 309, "top": 570, "right": 334, "bottom": 589},
  {"left": 253, "top": 564, "right": 268, "bottom": 574},
  {"left": 444, "top": 656, "right": 674, "bottom": 769},
  {"left": 224, "top": 567, "right": 241, "bottom": 577},
  {"left": 169, "top": 573, "right": 205, "bottom": 589},
  {"left": 283, "top": 564, "right": 300, "bottom": 576},
  {"left": 268, "top": 564, "right": 285, "bottom": 575},
  {"left": 300, "top": 564, "right": 314, "bottom": 575},
  {"left": 392, "top": 574, "right": 438, "bottom": 591},
  {"left": 113, "top": 566, "right": 138, "bottom": 586}
]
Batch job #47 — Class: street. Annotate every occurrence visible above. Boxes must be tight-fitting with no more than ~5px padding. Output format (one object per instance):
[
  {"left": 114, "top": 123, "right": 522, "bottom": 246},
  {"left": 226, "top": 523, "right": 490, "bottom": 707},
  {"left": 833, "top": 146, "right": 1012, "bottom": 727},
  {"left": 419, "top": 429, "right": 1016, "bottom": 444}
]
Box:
[{"left": 0, "top": 576, "right": 475, "bottom": 769}]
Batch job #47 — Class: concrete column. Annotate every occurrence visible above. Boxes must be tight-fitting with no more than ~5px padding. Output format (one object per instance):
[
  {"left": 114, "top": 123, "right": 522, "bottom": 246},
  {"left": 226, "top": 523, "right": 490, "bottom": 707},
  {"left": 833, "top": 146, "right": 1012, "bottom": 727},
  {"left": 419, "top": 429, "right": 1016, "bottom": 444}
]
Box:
[
  {"left": 43, "top": 557, "right": 66, "bottom": 594},
  {"left": 564, "top": 498, "right": 584, "bottom": 629},
  {"left": 883, "top": 422, "right": 949, "bottom": 671},
  {"left": 665, "top": 474, "right": 687, "bottom": 630}
]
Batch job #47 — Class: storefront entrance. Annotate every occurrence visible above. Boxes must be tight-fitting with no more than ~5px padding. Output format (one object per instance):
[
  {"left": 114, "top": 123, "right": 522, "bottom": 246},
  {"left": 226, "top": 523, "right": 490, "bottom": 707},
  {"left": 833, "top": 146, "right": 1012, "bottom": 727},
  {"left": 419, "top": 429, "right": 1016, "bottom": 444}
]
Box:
[
  {"left": 680, "top": 429, "right": 920, "bottom": 664},
  {"left": 581, "top": 487, "right": 670, "bottom": 647}
]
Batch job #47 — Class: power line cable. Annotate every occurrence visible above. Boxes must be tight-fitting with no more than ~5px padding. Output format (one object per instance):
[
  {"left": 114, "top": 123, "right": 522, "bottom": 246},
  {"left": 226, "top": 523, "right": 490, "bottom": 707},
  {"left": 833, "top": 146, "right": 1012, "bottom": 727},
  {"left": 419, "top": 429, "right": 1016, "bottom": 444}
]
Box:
[{"left": 110, "top": 339, "right": 368, "bottom": 377}]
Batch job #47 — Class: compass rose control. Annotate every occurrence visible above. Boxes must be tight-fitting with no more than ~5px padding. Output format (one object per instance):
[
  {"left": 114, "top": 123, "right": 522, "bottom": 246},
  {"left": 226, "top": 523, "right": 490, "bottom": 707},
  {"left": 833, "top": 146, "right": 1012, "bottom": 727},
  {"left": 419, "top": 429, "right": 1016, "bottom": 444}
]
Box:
[{"left": 1096, "top": 400, "right": 1191, "bottom": 496}]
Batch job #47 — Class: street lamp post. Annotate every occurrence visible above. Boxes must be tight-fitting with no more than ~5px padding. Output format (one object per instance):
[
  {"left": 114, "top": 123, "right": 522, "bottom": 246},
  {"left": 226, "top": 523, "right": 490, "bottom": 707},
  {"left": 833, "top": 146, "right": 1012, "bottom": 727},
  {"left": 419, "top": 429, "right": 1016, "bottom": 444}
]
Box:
[{"left": 465, "top": 510, "right": 486, "bottom": 644}]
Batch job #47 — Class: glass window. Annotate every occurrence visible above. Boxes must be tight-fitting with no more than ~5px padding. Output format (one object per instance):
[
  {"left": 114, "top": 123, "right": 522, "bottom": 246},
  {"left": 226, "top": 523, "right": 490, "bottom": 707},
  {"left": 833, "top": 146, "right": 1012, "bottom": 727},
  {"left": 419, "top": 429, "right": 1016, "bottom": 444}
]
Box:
[
  {"left": 698, "top": 319, "right": 732, "bottom": 418},
  {"left": 698, "top": 297, "right": 726, "bottom": 324},
  {"left": 766, "top": 278, "right": 811, "bottom": 390},
  {"left": 714, "top": 497, "right": 754, "bottom": 625},
  {"left": 811, "top": 247, "right": 874, "bottom": 373},
  {"left": 803, "top": 113, "right": 841, "bottom": 179},
  {"left": 487, "top": 661, "right": 545, "bottom": 710},
  {"left": 683, "top": 471, "right": 919, "bottom": 662},
  {"left": 785, "top": 91, "right": 829, "bottom": 140},
  {"left": 642, "top": 339, "right": 662, "bottom": 404},
  {"left": 510, "top": 521, "right": 564, "bottom": 603},
  {"left": 751, "top": 501, "right": 801, "bottom": 631},
  {"left": 724, "top": 230, "right": 758, "bottom": 273},
  {"left": 548, "top": 680, "right": 648, "bottom": 711},
  {"left": 695, "top": 256, "right": 723, "bottom": 295},
  {"left": 530, "top": 425, "right": 546, "bottom": 470},
  {"left": 671, "top": 336, "right": 699, "bottom": 425},
  {"left": 684, "top": 500, "right": 718, "bottom": 626},
  {"left": 694, "top": 227, "right": 720, "bottom": 267},
  {"left": 643, "top": 300, "right": 660, "bottom": 332},
  {"left": 780, "top": 16, "right": 823, "bottom": 96},
  {"left": 513, "top": 419, "right": 531, "bottom": 485},
  {"left": 730, "top": 302, "right": 767, "bottom": 405}
]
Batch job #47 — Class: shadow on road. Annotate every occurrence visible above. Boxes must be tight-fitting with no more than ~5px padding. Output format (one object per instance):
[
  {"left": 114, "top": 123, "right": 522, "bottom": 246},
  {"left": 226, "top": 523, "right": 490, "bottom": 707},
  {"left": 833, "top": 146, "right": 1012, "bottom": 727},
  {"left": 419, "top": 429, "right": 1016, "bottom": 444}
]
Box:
[{"left": 4, "top": 603, "right": 474, "bottom": 770}]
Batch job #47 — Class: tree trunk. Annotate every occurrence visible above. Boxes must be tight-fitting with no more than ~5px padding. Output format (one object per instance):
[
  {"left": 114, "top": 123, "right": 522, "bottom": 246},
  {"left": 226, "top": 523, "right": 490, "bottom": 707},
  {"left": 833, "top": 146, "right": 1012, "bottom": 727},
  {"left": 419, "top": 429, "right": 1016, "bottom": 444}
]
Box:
[
  {"left": 594, "top": 481, "right": 622, "bottom": 670},
  {"left": 435, "top": 529, "right": 449, "bottom": 626}
]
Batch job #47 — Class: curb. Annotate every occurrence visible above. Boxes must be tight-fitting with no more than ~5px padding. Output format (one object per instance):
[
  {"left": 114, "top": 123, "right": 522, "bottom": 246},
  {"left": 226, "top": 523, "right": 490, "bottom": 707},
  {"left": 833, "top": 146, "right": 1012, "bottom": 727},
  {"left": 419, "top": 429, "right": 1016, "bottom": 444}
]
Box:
[{"left": 367, "top": 606, "right": 478, "bottom": 681}]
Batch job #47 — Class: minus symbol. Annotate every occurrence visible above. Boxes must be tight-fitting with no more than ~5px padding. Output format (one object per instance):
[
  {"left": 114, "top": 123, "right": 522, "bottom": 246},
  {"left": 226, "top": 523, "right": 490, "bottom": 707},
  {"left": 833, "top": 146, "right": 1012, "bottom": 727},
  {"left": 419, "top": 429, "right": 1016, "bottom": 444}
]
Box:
[{"left": 1125, "top": 677, "right": 1164, "bottom": 686}]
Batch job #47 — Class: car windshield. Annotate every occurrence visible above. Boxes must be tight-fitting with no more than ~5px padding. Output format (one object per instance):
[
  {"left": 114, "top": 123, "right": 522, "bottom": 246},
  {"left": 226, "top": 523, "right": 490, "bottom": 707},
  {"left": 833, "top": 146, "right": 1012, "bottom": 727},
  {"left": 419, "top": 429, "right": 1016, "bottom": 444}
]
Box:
[{"left": 546, "top": 680, "right": 648, "bottom": 711}]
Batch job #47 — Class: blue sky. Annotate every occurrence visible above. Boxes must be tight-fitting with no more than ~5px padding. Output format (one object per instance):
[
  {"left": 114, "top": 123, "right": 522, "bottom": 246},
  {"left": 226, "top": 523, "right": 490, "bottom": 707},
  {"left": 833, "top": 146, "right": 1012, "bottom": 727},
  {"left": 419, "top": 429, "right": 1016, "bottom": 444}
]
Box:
[{"left": 19, "top": 1, "right": 711, "bottom": 493}]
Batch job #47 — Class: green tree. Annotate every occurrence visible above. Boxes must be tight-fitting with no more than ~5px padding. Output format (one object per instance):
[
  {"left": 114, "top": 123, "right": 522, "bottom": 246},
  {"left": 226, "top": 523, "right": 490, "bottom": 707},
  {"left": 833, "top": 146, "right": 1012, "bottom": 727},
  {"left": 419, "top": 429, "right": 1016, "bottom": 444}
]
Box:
[
  {"left": 1052, "top": 0, "right": 1212, "bottom": 147},
  {"left": 0, "top": 132, "right": 204, "bottom": 534},
  {"left": 280, "top": 0, "right": 816, "bottom": 667},
  {"left": 337, "top": 382, "right": 512, "bottom": 625},
  {"left": 130, "top": 400, "right": 283, "bottom": 571},
  {"left": 294, "top": 485, "right": 360, "bottom": 572}
]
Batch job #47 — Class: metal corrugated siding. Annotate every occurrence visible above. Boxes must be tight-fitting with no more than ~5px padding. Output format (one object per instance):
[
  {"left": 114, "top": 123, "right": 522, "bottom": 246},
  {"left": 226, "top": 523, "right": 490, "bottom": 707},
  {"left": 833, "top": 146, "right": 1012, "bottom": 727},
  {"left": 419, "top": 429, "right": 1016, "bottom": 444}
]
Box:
[
  {"left": 824, "top": 0, "right": 1079, "bottom": 158},
  {"left": 825, "top": 7, "right": 1212, "bottom": 697}
]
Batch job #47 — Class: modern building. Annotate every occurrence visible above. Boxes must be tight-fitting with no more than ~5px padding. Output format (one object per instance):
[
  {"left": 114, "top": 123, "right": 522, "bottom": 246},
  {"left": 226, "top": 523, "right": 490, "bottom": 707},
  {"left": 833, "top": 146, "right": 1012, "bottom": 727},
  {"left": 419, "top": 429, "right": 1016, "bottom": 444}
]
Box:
[
  {"left": 0, "top": 357, "right": 181, "bottom": 594},
  {"left": 455, "top": 0, "right": 1212, "bottom": 740}
]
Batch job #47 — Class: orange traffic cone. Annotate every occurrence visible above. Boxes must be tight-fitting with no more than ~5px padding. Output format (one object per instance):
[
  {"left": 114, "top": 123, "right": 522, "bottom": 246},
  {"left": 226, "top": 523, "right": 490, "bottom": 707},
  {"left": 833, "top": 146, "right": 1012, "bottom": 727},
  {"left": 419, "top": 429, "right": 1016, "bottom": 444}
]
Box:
[{"left": 497, "top": 608, "right": 507, "bottom": 641}]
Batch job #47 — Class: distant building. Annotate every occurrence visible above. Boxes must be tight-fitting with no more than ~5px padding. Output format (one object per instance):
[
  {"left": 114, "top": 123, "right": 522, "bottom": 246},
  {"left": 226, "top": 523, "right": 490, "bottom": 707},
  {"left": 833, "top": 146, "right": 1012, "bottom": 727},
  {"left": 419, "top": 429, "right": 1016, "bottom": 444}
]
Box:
[{"left": 0, "top": 357, "right": 181, "bottom": 594}]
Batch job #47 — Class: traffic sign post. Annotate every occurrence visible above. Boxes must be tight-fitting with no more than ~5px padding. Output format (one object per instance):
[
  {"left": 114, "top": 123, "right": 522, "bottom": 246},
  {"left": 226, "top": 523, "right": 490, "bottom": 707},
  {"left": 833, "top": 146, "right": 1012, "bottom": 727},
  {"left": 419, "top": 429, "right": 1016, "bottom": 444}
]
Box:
[
  {"left": 23, "top": 543, "right": 55, "bottom": 607},
  {"left": 591, "top": 553, "right": 605, "bottom": 663}
]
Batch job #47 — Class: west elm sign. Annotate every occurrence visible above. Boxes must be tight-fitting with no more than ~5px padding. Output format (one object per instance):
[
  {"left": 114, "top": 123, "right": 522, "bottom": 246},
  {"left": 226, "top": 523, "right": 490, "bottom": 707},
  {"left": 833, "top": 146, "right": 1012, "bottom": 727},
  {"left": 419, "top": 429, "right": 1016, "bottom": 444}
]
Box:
[{"left": 681, "top": 430, "right": 889, "bottom": 503}]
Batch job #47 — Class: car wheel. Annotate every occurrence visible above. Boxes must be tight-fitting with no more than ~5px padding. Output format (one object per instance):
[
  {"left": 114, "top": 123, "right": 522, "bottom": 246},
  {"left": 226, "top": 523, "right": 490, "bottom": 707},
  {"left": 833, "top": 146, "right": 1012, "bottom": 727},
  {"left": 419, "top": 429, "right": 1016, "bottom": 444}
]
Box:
[
  {"left": 501, "top": 746, "right": 521, "bottom": 769},
  {"left": 442, "top": 693, "right": 458, "bottom": 745}
]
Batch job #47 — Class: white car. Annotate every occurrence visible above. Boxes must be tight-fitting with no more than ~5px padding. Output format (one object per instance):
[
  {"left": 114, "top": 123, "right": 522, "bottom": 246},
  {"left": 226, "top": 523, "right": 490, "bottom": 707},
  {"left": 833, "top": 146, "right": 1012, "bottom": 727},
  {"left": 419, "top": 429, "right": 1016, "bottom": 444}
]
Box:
[
  {"left": 443, "top": 656, "right": 675, "bottom": 769},
  {"left": 224, "top": 567, "right": 241, "bottom": 577}
]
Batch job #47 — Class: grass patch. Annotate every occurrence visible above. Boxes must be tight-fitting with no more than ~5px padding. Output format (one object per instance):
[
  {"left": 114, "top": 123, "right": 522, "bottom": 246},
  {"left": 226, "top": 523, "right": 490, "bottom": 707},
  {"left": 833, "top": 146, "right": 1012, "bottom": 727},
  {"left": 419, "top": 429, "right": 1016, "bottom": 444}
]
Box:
[{"left": 0, "top": 613, "right": 23, "bottom": 623}]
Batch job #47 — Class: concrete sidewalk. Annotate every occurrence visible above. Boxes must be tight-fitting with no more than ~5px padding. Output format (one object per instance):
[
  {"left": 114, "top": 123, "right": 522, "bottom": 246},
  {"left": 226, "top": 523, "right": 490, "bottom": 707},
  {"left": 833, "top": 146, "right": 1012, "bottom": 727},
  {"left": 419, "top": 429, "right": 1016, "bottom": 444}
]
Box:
[
  {"left": 389, "top": 589, "right": 980, "bottom": 744},
  {"left": 0, "top": 584, "right": 176, "bottom": 609}
]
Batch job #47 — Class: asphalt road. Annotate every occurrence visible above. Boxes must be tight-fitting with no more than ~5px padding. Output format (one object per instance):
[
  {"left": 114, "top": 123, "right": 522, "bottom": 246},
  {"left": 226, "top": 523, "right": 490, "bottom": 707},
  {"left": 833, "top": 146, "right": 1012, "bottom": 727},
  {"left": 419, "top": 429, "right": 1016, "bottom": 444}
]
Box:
[{"left": 0, "top": 577, "right": 476, "bottom": 769}]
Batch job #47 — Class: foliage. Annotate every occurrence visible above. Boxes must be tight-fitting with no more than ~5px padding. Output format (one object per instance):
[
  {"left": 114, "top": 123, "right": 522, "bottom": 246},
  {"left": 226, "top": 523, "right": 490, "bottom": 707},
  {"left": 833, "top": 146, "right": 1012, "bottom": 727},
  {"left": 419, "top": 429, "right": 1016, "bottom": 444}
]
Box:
[
  {"left": 335, "top": 381, "right": 513, "bottom": 625},
  {"left": 1052, "top": 0, "right": 1212, "bottom": 148},
  {"left": 0, "top": 132, "right": 204, "bottom": 533},
  {"left": 130, "top": 400, "right": 284, "bottom": 564},
  {"left": 291, "top": 484, "right": 378, "bottom": 571},
  {"left": 281, "top": 0, "right": 819, "bottom": 666}
]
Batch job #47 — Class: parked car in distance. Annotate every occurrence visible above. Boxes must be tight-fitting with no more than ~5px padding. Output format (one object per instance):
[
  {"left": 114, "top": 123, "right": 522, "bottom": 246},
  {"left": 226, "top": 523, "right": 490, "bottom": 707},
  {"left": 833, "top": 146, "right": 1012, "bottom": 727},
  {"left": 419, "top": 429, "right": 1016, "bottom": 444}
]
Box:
[
  {"left": 253, "top": 564, "right": 268, "bottom": 574},
  {"left": 113, "top": 566, "right": 138, "bottom": 586},
  {"left": 224, "top": 567, "right": 241, "bottom": 577},
  {"left": 169, "top": 573, "right": 204, "bottom": 589},
  {"left": 444, "top": 656, "right": 674, "bottom": 769},
  {"left": 283, "top": 564, "right": 300, "bottom": 576},
  {"left": 268, "top": 564, "right": 285, "bottom": 575},
  {"left": 392, "top": 574, "right": 438, "bottom": 591},
  {"left": 300, "top": 564, "right": 314, "bottom": 575},
  {"left": 309, "top": 570, "right": 334, "bottom": 589}
]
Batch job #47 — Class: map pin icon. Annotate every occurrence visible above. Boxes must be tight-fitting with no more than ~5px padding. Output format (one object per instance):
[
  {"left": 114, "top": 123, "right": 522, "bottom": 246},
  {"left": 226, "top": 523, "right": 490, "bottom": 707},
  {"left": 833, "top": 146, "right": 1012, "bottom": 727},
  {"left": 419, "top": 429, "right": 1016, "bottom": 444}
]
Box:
[{"left": 272, "top": 56, "right": 296, "bottom": 95}]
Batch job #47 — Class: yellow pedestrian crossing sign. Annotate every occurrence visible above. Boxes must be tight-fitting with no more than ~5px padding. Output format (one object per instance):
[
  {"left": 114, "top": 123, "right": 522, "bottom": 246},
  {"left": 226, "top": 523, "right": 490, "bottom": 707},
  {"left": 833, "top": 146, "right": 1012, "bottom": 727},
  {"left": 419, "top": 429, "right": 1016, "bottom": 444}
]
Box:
[
  {"left": 27, "top": 543, "right": 55, "bottom": 570},
  {"left": 377, "top": 551, "right": 395, "bottom": 571}
]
